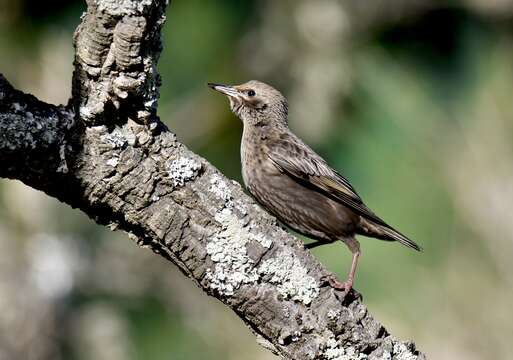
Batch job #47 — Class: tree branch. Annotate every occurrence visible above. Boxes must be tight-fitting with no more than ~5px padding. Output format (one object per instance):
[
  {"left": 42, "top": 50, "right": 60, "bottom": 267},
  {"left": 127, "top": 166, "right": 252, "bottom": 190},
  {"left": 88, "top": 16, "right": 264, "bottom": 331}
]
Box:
[{"left": 0, "top": 1, "right": 425, "bottom": 359}]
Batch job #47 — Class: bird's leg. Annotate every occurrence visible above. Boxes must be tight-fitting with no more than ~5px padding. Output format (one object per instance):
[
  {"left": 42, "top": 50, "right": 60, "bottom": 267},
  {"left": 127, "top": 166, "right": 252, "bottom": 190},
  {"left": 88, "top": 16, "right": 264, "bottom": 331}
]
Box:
[{"left": 321, "top": 237, "right": 361, "bottom": 296}]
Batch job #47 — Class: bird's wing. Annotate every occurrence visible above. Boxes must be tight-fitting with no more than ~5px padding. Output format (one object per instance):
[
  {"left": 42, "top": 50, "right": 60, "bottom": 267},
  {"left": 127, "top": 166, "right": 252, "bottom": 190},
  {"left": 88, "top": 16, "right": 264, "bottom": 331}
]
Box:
[{"left": 267, "top": 135, "right": 389, "bottom": 227}]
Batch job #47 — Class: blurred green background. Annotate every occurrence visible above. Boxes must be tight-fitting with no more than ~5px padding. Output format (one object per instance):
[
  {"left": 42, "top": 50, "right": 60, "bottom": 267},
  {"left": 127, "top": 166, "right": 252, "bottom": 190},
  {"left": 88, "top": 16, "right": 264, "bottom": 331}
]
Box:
[{"left": 1, "top": 0, "right": 513, "bottom": 359}]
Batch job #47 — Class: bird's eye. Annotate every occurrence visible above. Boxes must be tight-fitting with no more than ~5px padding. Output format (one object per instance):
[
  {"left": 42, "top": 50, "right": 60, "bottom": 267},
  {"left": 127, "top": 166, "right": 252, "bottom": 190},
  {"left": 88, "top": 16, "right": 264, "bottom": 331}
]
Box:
[{"left": 247, "top": 90, "right": 256, "bottom": 97}]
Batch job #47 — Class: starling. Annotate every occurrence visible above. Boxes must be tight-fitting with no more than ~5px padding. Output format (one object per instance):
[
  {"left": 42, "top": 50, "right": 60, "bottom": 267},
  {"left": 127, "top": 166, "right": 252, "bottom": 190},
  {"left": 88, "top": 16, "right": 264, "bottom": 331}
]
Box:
[{"left": 208, "top": 80, "right": 421, "bottom": 295}]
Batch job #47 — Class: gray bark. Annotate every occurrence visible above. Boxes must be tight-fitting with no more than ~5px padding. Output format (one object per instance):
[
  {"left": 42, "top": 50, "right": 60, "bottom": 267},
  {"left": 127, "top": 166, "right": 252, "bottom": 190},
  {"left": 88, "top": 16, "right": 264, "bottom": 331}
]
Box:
[{"left": 0, "top": 0, "right": 425, "bottom": 359}]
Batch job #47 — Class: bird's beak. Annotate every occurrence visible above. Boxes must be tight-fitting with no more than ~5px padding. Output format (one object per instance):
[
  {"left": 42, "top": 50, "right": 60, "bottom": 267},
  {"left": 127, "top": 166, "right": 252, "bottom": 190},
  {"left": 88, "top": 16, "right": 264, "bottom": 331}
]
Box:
[{"left": 208, "top": 83, "right": 240, "bottom": 98}]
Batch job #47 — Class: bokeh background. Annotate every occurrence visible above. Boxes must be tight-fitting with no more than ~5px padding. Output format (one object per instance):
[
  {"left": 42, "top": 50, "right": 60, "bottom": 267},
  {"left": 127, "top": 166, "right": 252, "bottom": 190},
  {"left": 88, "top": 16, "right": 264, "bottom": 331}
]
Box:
[{"left": 1, "top": 0, "right": 513, "bottom": 359}]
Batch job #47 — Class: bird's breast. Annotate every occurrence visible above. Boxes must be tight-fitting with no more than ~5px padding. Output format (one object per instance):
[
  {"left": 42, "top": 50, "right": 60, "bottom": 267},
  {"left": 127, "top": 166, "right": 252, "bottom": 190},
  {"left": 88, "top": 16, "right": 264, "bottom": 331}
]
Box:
[
  {"left": 239, "top": 135, "right": 359, "bottom": 241},
  {"left": 240, "top": 130, "right": 276, "bottom": 189},
  {"left": 241, "top": 146, "right": 277, "bottom": 193}
]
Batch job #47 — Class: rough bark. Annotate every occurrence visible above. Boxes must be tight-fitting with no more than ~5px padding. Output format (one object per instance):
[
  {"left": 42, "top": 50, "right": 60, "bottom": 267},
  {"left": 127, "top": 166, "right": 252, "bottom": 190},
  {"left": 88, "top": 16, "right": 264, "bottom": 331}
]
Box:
[{"left": 0, "top": 1, "right": 425, "bottom": 359}]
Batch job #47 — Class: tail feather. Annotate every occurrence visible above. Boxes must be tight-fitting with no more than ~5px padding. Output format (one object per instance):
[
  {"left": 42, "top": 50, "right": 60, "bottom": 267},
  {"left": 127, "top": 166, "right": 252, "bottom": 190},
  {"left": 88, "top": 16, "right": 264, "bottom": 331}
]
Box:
[
  {"left": 357, "top": 219, "right": 422, "bottom": 251},
  {"left": 379, "top": 226, "right": 422, "bottom": 251}
]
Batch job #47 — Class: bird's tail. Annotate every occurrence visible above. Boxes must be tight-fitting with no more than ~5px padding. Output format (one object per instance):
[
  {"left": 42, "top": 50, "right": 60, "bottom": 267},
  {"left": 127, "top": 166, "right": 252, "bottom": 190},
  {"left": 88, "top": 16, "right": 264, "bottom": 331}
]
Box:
[{"left": 357, "top": 218, "right": 422, "bottom": 251}]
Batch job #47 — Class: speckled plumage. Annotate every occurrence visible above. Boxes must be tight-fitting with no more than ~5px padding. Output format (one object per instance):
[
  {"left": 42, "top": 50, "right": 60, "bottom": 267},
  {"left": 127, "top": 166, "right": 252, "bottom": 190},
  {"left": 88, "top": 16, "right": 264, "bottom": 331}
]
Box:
[{"left": 209, "top": 80, "right": 421, "bottom": 294}]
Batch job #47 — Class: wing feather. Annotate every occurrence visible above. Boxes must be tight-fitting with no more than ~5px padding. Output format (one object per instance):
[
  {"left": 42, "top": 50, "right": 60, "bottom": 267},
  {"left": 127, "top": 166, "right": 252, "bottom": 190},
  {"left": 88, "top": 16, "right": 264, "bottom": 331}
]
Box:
[{"left": 267, "top": 135, "right": 390, "bottom": 228}]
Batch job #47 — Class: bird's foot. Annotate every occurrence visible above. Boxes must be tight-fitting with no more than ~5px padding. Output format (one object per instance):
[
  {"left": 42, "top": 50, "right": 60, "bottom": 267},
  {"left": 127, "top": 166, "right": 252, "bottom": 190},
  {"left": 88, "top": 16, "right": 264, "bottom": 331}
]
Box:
[{"left": 320, "top": 274, "right": 353, "bottom": 297}]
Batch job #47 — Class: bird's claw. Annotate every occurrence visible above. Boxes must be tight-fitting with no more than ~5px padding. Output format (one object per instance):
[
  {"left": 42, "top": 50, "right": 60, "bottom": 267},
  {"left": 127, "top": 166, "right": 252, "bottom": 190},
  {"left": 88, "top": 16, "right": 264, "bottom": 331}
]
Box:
[{"left": 320, "top": 274, "right": 353, "bottom": 297}]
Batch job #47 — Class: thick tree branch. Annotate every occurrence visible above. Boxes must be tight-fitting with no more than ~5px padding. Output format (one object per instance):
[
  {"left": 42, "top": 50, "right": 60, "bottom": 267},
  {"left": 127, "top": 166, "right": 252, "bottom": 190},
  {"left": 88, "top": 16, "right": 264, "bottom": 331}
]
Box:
[
  {"left": 0, "top": 1, "right": 425, "bottom": 359},
  {"left": 0, "top": 75, "right": 74, "bottom": 190}
]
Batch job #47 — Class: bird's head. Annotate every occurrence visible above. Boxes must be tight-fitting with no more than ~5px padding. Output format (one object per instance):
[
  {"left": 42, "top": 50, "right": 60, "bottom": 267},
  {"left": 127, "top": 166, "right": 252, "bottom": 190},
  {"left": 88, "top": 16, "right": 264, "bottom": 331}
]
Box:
[{"left": 208, "top": 80, "right": 288, "bottom": 126}]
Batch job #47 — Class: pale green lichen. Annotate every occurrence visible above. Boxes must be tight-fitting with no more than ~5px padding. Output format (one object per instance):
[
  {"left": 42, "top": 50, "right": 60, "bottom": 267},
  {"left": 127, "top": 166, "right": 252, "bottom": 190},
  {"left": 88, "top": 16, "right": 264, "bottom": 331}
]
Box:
[
  {"left": 205, "top": 208, "right": 260, "bottom": 296},
  {"left": 207, "top": 174, "right": 316, "bottom": 304},
  {"left": 209, "top": 174, "right": 233, "bottom": 206},
  {"left": 248, "top": 231, "right": 272, "bottom": 248},
  {"left": 327, "top": 309, "right": 341, "bottom": 321},
  {"left": 96, "top": 0, "right": 157, "bottom": 16},
  {"left": 101, "top": 127, "right": 127, "bottom": 149},
  {"left": 167, "top": 157, "right": 201, "bottom": 187},
  {"left": 258, "top": 251, "right": 319, "bottom": 305},
  {"left": 379, "top": 341, "right": 418, "bottom": 360},
  {"left": 381, "top": 352, "right": 392, "bottom": 360},
  {"left": 323, "top": 338, "right": 367, "bottom": 360},
  {"left": 205, "top": 174, "right": 272, "bottom": 296},
  {"left": 106, "top": 155, "right": 119, "bottom": 167},
  {"left": 392, "top": 343, "right": 417, "bottom": 360}
]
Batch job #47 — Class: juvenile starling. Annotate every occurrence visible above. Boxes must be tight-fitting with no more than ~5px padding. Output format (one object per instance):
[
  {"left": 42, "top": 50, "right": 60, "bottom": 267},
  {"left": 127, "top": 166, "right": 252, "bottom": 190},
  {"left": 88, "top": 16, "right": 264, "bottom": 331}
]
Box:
[{"left": 208, "top": 80, "right": 421, "bottom": 295}]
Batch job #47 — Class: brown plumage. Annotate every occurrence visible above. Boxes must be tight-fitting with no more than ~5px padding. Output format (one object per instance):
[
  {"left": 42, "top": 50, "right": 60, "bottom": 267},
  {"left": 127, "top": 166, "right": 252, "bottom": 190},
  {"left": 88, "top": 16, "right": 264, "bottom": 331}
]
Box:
[{"left": 208, "top": 80, "right": 421, "bottom": 295}]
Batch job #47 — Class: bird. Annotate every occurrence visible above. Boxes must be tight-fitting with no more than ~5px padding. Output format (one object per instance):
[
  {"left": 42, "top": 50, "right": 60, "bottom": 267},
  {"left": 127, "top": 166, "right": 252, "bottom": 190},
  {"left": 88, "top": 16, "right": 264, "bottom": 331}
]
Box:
[{"left": 208, "top": 80, "right": 421, "bottom": 295}]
